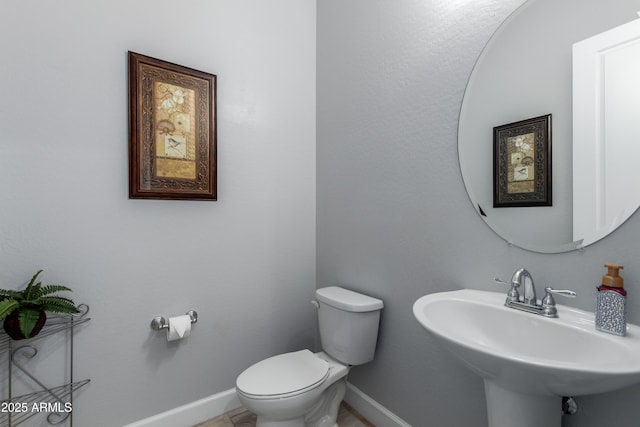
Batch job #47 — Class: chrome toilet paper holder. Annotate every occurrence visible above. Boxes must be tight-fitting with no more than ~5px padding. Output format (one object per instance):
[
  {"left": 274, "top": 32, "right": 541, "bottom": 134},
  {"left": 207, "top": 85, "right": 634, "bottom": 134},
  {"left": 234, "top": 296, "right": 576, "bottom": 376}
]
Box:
[{"left": 150, "top": 310, "right": 198, "bottom": 331}]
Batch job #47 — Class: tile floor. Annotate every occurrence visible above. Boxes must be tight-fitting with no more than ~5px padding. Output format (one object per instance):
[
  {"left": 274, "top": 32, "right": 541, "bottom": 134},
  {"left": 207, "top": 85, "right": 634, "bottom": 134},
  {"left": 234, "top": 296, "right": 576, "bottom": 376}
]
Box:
[{"left": 193, "top": 402, "right": 374, "bottom": 427}]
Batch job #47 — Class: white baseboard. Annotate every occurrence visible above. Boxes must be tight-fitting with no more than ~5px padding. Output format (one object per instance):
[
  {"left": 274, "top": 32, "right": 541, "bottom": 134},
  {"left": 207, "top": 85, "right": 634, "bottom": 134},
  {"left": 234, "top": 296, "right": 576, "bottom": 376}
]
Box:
[
  {"left": 344, "top": 382, "right": 411, "bottom": 427},
  {"left": 122, "top": 388, "right": 241, "bottom": 427},
  {"left": 123, "top": 382, "right": 409, "bottom": 427}
]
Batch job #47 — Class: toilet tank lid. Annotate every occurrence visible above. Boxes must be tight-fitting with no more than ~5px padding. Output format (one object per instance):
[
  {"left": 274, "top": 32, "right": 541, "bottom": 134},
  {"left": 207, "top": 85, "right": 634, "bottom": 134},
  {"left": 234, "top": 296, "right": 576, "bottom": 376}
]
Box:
[{"left": 315, "top": 286, "right": 383, "bottom": 312}]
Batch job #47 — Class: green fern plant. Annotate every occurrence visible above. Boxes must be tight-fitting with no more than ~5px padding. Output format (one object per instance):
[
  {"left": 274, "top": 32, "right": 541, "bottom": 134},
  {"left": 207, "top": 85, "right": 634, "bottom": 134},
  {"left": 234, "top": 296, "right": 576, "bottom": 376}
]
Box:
[{"left": 0, "top": 270, "right": 80, "bottom": 338}]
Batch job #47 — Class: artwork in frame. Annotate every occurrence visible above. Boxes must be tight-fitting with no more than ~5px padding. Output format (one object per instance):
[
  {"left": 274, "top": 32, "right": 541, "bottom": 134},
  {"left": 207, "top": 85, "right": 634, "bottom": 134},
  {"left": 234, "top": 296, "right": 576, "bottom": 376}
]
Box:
[
  {"left": 493, "top": 114, "right": 552, "bottom": 208},
  {"left": 129, "top": 51, "right": 217, "bottom": 200}
]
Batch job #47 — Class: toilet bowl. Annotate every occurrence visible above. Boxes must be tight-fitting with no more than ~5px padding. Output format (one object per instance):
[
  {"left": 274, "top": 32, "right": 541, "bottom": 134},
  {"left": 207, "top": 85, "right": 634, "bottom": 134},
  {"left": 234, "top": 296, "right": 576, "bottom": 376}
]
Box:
[
  {"left": 235, "top": 286, "right": 383, "bottom": 427},
  {"left": 236, "top": 350, "right": 349, "bottom": 427}
]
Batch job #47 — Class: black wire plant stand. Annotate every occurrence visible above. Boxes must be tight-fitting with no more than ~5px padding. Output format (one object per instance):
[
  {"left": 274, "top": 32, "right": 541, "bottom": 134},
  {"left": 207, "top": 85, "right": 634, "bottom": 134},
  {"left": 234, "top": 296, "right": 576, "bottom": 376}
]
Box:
[{"left": 0, "top": 304, "right": 90, "bottom": 426}]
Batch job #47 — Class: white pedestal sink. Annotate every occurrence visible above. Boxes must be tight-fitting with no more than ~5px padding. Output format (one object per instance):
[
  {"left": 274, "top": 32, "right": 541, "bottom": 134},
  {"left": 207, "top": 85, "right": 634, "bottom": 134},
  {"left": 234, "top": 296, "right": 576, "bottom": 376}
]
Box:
[{"left": 413, "top": 289, "right": 640, "bottom": 427}]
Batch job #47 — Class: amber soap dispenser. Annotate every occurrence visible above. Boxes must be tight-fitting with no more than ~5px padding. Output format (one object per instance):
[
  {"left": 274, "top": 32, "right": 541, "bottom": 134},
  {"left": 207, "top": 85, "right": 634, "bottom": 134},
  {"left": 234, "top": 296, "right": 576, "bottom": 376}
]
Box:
[{"left": 595, "top": 264, "right": 626, "bottom": 336}]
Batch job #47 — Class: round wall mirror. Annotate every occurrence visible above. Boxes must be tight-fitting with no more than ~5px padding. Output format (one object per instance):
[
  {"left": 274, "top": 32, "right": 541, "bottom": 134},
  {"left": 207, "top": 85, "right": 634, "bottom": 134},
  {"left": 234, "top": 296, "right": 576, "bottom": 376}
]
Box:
[{"left": 458, "top": 0, "right": 640, "bottom": 253}]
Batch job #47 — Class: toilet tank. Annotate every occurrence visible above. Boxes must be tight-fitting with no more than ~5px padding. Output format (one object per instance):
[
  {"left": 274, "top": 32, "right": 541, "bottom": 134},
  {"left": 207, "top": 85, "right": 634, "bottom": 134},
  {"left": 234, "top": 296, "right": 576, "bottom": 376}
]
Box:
[{"left": 315, "top": 286, "right": 383, "bottom": 365}]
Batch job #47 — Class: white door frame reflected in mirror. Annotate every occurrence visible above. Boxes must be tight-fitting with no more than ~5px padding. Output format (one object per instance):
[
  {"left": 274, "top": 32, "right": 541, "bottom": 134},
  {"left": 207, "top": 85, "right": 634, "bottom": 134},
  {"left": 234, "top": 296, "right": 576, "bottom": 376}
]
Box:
[{"left": 573, "top": 17, "right": 640, "bottom": 247}]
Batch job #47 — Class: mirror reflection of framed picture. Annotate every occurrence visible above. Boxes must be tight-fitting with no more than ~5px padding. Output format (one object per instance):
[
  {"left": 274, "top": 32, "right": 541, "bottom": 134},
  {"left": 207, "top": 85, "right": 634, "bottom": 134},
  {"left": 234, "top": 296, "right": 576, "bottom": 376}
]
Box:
[
  {"left": 129, "top": 51, "right": 217, "bottom": 201},
  {"left": 493, "top": 114, "right": 552, "bottom": 208}
]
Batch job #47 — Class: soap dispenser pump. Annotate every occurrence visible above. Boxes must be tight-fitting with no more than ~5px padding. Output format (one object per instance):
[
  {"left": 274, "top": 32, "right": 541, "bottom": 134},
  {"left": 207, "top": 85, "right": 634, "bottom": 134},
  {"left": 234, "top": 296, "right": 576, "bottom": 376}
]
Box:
[{"left": 595, "top": 263, "right": 626, "bottom": 336}]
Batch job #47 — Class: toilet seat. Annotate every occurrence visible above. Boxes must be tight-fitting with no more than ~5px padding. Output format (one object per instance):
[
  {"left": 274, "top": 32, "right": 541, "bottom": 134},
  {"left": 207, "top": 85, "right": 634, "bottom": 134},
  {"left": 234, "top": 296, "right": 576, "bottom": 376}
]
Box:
[{"left": 236, "top": 350, "right": 330, "bottom": 399}]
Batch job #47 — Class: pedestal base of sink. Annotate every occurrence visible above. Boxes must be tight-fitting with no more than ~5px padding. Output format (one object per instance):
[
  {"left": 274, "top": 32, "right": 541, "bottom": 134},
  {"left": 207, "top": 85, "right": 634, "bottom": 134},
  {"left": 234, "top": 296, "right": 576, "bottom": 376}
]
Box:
[{"left": 484, "top": 381, "right": 561, "bottom": 427}]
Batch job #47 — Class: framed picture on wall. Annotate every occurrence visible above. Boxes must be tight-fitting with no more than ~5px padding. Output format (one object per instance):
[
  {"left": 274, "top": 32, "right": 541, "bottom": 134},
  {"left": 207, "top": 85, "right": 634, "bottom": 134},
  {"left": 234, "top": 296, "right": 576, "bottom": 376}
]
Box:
[
  {"left": 493, "top": 114, "right": 552, "bottom": 208},
  {"left": 128, "top": 51, "right": 217, "bottom": 200}
]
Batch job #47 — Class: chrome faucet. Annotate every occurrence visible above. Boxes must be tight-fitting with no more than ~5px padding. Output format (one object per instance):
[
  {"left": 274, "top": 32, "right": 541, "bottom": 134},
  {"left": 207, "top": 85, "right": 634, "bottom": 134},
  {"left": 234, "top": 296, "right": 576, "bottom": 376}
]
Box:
[
  {"left": 512, "top": 268, "right": 536, "bottom": 305},
  {"left": 494, "top": 268, "right": 577, "bottom": 318}
]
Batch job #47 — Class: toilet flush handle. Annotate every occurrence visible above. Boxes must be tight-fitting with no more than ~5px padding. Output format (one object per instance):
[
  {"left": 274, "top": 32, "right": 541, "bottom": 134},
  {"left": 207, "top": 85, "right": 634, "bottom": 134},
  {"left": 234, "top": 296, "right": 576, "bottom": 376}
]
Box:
[{"left": 311, "top": 300, "right": 320, "bottom": 309}]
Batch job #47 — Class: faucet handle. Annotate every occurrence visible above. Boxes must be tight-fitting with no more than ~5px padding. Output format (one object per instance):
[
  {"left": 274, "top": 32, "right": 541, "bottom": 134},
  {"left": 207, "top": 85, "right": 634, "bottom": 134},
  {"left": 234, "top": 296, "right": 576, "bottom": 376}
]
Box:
[
  {"left": 493, "top": 277, "right": 520, "bottom": 302},
  {"left": 493, "top": 277, "right": 512, "bottom": 286},
  {"left": 541, "top": 287, "right": 577, "bottom": 317},
  {"left": 544, "top": 287, "right": 577, "bottom": 298}
]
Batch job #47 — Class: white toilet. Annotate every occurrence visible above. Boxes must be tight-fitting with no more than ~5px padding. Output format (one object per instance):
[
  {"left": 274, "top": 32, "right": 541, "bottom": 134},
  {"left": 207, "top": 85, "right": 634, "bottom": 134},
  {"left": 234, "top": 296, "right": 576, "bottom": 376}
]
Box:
[{"left": 235, "top": 286, "right": 384, "bottom": 427}]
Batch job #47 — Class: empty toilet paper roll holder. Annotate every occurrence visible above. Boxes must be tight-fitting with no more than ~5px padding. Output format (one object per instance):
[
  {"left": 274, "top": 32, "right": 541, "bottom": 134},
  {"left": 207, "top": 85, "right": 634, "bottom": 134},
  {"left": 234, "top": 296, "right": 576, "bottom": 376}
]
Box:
[{"left": 150, "top": 310, "right": 198, "bottom": 331}]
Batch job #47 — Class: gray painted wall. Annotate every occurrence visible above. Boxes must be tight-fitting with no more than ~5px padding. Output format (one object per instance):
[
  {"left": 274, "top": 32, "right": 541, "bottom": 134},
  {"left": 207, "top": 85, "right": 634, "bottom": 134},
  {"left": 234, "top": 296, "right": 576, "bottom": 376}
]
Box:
[
  {"left": 317, "top": 1, "right": 640, "bottom": 426},
  {"left": 1, "top": 1, "right": 316, "bottom": 425}
]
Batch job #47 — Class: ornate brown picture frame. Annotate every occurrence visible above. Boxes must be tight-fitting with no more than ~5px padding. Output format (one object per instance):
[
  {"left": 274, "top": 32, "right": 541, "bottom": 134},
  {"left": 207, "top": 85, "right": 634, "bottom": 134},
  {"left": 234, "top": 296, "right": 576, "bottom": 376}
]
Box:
[
  {"left": 129, "top": 51, "right": 217, "bottom": 200},
  {"left": 493, "top": 114, "right": 552, "bottom": 207}
]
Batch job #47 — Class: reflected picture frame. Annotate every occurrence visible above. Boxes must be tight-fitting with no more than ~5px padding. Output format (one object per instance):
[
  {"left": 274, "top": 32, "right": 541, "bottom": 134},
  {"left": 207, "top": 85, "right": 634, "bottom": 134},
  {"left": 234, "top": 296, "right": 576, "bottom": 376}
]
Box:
[
  {"left": 129, "top": 51, "right": 217, "bottom": 200},
  {"left": 493, "top": 114, "right": 552, "bottom": 208}
]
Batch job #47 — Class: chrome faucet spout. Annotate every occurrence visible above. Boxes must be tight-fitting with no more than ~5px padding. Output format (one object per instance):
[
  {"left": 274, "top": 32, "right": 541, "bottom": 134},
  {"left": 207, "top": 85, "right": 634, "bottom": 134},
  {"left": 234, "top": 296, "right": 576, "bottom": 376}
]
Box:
[{"left": 512, "top": 268, "right": 536, "bottom": 306}]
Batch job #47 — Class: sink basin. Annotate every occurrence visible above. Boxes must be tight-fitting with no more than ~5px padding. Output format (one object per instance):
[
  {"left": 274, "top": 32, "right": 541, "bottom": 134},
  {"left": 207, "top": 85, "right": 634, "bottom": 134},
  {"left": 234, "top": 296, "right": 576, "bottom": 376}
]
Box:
[{"left": 413, "top": 289, "right": 640, "bottom": 427}]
